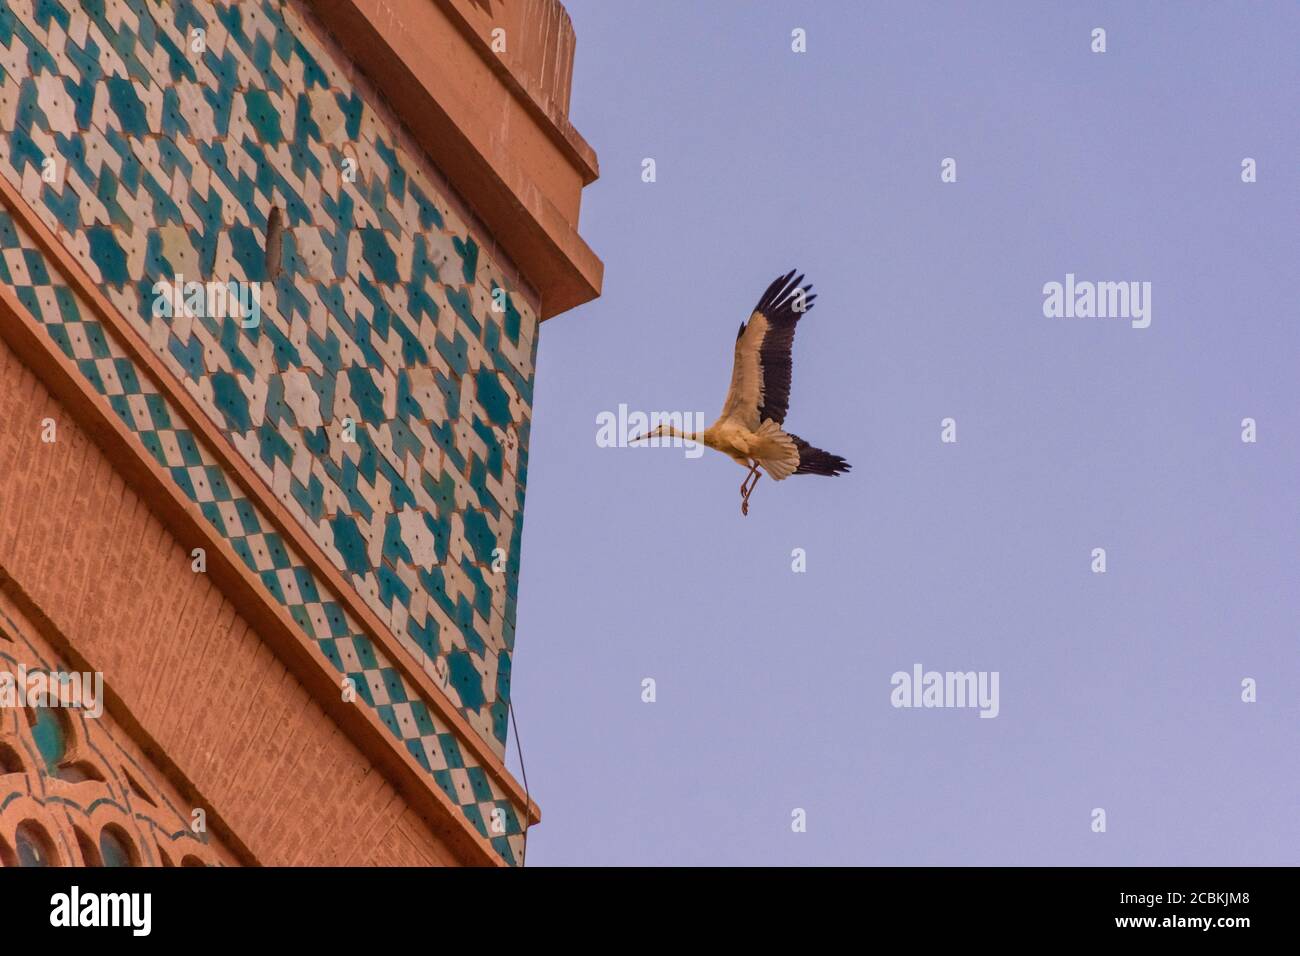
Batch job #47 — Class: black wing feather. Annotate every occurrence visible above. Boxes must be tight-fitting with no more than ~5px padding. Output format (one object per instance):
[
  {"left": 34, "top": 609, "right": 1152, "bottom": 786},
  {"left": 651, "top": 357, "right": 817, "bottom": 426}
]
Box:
[
  {"left": 748, "top": 269, "right": 815, "bottom": 425},
  {"left": 788, "top": 433, "right": 850, "bottom": 476}
]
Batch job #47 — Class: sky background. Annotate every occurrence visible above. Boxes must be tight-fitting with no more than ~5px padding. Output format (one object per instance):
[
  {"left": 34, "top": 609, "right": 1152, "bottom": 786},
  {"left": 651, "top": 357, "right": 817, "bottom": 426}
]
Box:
[{"left": 504, "top": 1, "right": 1299, "bottom": 865}]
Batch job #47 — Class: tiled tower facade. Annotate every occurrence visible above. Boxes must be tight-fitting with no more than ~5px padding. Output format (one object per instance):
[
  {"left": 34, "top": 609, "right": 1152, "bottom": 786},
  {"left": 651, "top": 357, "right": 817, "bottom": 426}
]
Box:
[{"left": 0, "top": 0, "right": 600, "bottom": 866}]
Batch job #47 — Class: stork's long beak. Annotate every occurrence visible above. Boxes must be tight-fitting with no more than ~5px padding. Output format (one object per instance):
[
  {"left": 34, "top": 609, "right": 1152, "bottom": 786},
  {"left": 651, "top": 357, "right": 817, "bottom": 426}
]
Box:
[{"left": 628, "top": 432, "right": 648, "bottom": 444}]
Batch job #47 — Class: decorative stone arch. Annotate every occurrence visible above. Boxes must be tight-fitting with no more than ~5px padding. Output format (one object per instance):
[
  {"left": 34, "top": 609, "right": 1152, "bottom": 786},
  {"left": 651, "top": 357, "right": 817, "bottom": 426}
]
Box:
[
  {"left": 0, "top": 794, "right": 70, "bottom": 867},
  {"left": 154, "top": 827, "right": 222, "bottom": 868},
  {"left": 0, "top": 609, "right": 235, "bottom": 867},
  {"left": 72, "top": 824, "right": 101, "bottom": 866}
]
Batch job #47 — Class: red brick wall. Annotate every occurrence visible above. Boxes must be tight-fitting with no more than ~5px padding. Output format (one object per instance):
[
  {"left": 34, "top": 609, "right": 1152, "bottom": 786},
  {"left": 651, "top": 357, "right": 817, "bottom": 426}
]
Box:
[{"left": 0, "top": 336, "right": 460, "bottom": 866}]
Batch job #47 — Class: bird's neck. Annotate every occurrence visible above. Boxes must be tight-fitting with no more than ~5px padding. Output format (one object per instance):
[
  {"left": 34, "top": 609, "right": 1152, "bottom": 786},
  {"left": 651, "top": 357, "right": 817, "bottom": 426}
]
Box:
[{"left": 666, "top": 426, "right": 699, "bottom": 441}]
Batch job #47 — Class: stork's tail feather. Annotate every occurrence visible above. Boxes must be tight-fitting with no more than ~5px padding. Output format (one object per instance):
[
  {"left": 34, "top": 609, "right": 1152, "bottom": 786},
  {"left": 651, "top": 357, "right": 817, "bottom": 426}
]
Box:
[{"left": 789, "top": 433, "right": 851, "bottom": 476}]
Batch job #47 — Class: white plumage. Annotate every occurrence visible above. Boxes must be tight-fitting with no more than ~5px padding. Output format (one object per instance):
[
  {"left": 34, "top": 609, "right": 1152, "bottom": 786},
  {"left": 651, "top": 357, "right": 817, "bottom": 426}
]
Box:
[{"left": 632, "top": 270, "right": 850, "bottom": 514}]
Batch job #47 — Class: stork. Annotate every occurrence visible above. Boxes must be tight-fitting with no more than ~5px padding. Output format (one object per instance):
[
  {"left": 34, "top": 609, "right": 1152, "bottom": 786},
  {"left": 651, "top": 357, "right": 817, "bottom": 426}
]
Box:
[{"left": 630, "top": 270, "right": 850, "bottom": 515}]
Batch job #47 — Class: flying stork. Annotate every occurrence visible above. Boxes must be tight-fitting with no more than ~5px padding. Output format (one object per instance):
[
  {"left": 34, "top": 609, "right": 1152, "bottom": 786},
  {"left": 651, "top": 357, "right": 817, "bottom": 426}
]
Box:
[{"left": 630, "top": 270, "right": 850, "bottom": 515}]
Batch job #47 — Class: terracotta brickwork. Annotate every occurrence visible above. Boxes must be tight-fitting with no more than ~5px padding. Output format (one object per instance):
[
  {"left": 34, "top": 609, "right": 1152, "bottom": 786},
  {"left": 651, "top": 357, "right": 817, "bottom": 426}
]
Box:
[
  {"left": 0, "top": 589, "right": 235, "bottom": 868},
  {"left": 0, "top": 197, "right": 527, "bottom": 863},
  {"left": 0, "top": 336, "right": 460, "bottom": 866}
]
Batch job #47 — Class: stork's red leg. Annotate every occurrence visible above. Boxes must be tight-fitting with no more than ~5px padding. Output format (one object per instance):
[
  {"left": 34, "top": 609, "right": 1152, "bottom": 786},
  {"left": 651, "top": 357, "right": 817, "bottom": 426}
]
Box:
[
  {"left": 740, "top": 465, "right": 763, "bottom": 516},
  {"left": 739, "top": 463, "right": 756, "bottom": 515}
]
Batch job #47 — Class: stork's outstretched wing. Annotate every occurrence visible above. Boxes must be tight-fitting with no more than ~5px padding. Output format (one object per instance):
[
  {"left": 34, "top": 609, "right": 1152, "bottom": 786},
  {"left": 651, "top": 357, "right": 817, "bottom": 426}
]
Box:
[{"left": 717, "top": 270, "right": 815, "bottom": 430}]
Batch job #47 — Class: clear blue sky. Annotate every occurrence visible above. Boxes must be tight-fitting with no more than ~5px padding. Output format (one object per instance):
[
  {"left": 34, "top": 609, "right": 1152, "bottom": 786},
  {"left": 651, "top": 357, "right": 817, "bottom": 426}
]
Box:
[{"left": 506, "top": 1, "right": 1299, "bottom": 865}]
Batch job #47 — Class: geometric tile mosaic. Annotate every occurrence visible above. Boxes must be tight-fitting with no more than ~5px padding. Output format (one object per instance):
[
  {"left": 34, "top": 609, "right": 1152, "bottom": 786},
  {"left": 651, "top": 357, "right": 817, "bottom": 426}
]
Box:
[
  {"left": 0, "top": 206, "right": 525, "bottom": 865},
  {"left": 0, "top": 0, "right": 542, "bottom": 864}
]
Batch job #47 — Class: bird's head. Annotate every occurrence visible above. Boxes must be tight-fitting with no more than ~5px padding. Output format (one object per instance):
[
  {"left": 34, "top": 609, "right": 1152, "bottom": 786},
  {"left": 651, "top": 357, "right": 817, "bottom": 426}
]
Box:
[{"left": 628, "top": 423, "right": 674, "bottom": 445}]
